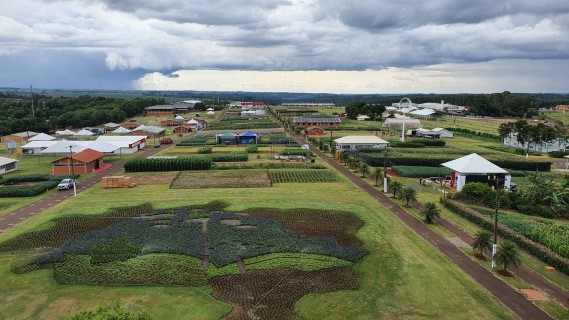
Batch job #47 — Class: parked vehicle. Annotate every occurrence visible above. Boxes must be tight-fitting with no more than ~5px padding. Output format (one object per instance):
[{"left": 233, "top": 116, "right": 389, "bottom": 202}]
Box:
[{"left": 58, "top": 179, "right": 74, "bottom": 190}]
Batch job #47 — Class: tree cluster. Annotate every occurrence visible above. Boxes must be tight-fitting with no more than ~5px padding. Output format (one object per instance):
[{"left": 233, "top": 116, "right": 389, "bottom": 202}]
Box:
[
  {"left": 0, "top": 93, "right": 164, "bottom": 135},
  {"left": 468, "top": 91, "right": 538, "bottom": 118},
  {"left": 345, "top": 101, "right": 386, "bottom": 120},
  {"left": 498, "top": 120, "right": 566, "bottom": 153}
]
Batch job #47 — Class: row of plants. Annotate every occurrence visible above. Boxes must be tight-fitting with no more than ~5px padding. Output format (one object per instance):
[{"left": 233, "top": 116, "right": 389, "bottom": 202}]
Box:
[
  {"left": 446, "top": 127, "right": 501, "bottom": 141},
  {"left": 389, "top": 139, "right": 446, "bottom": 148},
  {"left": 481, "top": 145, "right": 543, "bottom": 156},
  {"left": 441, "top": 198, "right": 569, "bottom": 275},
  {"left": 214, "top": 162, "right": 326, "bottom": 170},
  {"left": 176, "top": 136, "right": 216, "bottom": 146},
  {"left": 355, "top": 149, "right": 551, "bottom": 171},
  {"left": 197, "top": 147, "right": 212, "bottom": 154},
  {"left": 171, "top": 171, "right": 271, "bottom": 189},
  {"left": 209, "top": 152, "right": 249, "bottom": 162},
  {"left": 245, "top": 145, "right": 258, "bottom": 153},
  {"left": 392, "top": 166, "right": 452, "bottom": 178},
  {"left": 279, "top": 149, "right": 312, "bottom": 156},
  {"left": 124, "top": 157, "right": 213, "bottom": 172},
  {"left": 268, "top": 170, "right": 338, "bottom": 183},
  {"left": 468, "top": 205, "right": 569, "bottom": 259},
  {"left": 0, "top": 174, "right": 80, "bottom": 198}
]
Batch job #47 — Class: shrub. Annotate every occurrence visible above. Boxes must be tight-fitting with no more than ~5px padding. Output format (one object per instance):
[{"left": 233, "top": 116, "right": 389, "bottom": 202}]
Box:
[
  {"left": 456, "top": 182, "right": 494, "bottom": 202},
  {"left": 279, "top": 149, "right": 312, "bottom": 156},
  {"left": 0, "top": 180, "right": 60, "bottom": 197},
  {"left": 414, "top": 139, "right": 446, "bottom": 147},
  {"left": 197, "top": 147, "right": 212, "bottom": 154},
  {"left": 209, "top": 152, "right": 249, "bottom": 162},
  {"left": 390, "top": 142, "right": 426, "bottom": 148},
  {"left": 548, "top": 151, "right": 569, "bottom": 158},
  {"left": 246, "top": 145, "right": 259, "bottom": 153}
]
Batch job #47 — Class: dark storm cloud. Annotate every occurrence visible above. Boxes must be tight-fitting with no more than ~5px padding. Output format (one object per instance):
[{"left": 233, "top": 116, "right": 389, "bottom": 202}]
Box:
[
  {"left": 90, "top": 0, "right": 291, "bottom": 25},
  {"left": 315, "top": 1, "right": 569, "bottom": 31}
]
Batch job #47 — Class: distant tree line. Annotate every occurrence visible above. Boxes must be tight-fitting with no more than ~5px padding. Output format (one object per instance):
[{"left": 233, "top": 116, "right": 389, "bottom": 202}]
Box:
[
  {"left": 345, "top": 101, "right": 386, "bottom": 120},
  {"left": 0, "top": 93, "right": 164, "bottom": 135}
]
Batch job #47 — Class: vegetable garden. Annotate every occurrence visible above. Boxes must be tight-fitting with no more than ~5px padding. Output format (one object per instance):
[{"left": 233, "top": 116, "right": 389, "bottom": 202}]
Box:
[
  {"left": 171, "top": 171, "right": 272, "bottom": 189},
  {"left": 268, "top": 169, "right": 338, "bottom": 183}
]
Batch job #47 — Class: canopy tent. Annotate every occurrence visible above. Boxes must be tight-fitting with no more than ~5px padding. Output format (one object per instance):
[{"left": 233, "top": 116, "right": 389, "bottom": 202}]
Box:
[
  {"left": 238, "top": 131, "right": 259, "bottom": 144},
  {"left": 174, "top": 115, "right": 185, "bottom": 120},
  {"left": 85, "top": 140, "right": 120, "bottom": 153},
  {"left": 28, "top": 133, "right": 56, "bottom": 141},
  {"left": 441, "top": 153, "right": 510, "bottom": 191},
  {"left": 75, "top": 129, "right": 95, "bottom": 136},
  {"left": 56, "top": 129, "right": 76, "bottom": 136},
  {"left": 206, "top": 111, "right": 215, "bottom": 116},
  {"left": 40, "top": 140, "right": 85, "bottom": 155},
  {"left": 206, "top": 108, "right": 215, "bottom": 111},
  {"left": 112, "top": 127, "right": 132, "bottom": 134},
  {"left": 187, "top": 119, "right": 199, "bottom": 124}
]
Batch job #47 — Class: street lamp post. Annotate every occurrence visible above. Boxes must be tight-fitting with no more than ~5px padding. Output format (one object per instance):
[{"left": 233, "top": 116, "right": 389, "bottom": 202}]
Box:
[
  {"left": 383, "top": 146, "right": 389, "bottom": 193},
  {"left": 69, "top": 146, "right": 77, "bottom": 197},
  {"left": 399, "top": 97, "right": 412, "bottom": 142},
  {"left": 488, "top": 174, "right": 501, "bottom": 269}
]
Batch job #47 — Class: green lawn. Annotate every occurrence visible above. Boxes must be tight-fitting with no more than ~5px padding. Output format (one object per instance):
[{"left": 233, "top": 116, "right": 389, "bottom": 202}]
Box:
[{"left": 0, "top": 172, "right": 517, "bottom": 319}]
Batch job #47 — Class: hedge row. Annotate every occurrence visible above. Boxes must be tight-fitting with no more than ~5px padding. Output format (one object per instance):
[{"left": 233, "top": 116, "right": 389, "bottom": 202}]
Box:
[
  {"left": 209, "top": 152, "right": 248, "bottom": 162},
  {"left": 246, "top": 145, "right": 258, "bottom": 153},
  {"left": 279, "top": 149, "right": 312, "bottom": 156},
  {"left": 124, "top": 157, "right": 213, "bottom": 172},
  {"left": 548, "top": 151, "right": 569, "bottom": 158},
  {"left": 0, "top": 180, "right": 60, "bottom": 198},
  {"left": 441, "top": 198, "right": 569, "bottom": 276},
  {"left": 392, "top": 166, "right": 452, "bottom": 178},
  {"left": 390, "top": 142, "right": 426, "bottom": 148},
  {"left": 446, "top": 127, "right": 501, "bottom": 141},
  {"left": 197, "top": 147, "right": 212, "bottom": 154}
]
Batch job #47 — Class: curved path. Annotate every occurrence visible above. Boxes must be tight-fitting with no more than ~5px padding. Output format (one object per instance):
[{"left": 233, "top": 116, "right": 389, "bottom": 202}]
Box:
[
  {"left": 292, "top": 132, "right": 553, "bottom": 320},
  {"left": 0, "top": 134, "right": 193, "bottom": 234}
]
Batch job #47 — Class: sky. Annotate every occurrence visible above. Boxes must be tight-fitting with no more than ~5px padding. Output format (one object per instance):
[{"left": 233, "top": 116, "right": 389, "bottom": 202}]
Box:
[{"left": 1, "top": 0, "right": 569, "bottom": 94}]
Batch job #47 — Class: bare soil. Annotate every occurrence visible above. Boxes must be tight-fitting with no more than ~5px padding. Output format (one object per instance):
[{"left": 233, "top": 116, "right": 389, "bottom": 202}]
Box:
[{"left": 128, "top": 172, "right": 179, "bottom": 185}]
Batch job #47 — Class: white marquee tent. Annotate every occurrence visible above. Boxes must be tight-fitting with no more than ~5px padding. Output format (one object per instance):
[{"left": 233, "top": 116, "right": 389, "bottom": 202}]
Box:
[{"left": 441, "top": 153, "right": 510, "bottom": 191}]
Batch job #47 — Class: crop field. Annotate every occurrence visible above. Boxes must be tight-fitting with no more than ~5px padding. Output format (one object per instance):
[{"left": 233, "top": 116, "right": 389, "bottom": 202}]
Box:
[
  {"left": 171, "top": 171, "right": 272, "bottom": 189},
  {"left": 127, "top": 172, "right": 180, "bottom": 185},
  {"left": 0, "top": 173, "right": 518, "bottom": 319},
  {"left": 268, "top": 169, "right": 338, "bottom": 183}
]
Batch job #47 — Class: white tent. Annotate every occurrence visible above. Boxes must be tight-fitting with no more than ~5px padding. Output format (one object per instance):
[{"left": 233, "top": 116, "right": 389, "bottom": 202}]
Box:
[
  {"left": 133, "top": 124, "right": 147, "bottom": 131},
  {"left": 28, "top": 133, "right": 56, "bottom": 141},
  {"left": 410, "top": 109, "right": 436, "bottom": 116},
  {"left": 441, "top": 153, "right": 510, "bottom": 191},
  {"left": 56, "top": 129, "right": 76, "bottom": 136},
  {"left": 75, "top": 129, "right": 95, "bottom": 136},
  {"left": 85, "top": 140, "right": 120, "bottom": 153},
  {"left": 187, "top": 119, "right": 199, "bottom": 124},
  {"left": 206, "top": 111, "right": 215, "bottom": 116},
  {"left": 112, "top": 127, "right": 131, "bottom": 134},
  {"left": 174, "top": 115, "right": 185, "bottom": 120},
  {"left": 40, "top": 140, "right": 85, "bottom": 154},
  {"left": 206, "top": 108, "right": 215, "bottom": 111}
]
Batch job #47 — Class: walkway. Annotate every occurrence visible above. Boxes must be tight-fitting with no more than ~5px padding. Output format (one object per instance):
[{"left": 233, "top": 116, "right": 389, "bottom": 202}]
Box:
[{"left": 0, "top": 134, "right": 193, "bottom": 234}]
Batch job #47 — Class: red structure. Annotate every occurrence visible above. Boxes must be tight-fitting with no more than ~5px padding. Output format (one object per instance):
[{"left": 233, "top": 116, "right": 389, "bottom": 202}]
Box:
[
  {"left": 307, "top": 126, "right": 324, "bottom": 135},
  {"left": 52, "top": 149, "right": 105, "bottom": 175},
  {"left": 173, "top": 125, "right": 193, "bottom": 134}
]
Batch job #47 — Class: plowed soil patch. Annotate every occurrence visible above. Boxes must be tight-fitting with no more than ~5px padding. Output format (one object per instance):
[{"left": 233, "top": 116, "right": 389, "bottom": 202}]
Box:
[
  {"left": 210, "top": 267, "right": 358, "bottom": 320},
  {"left": 127, "top": 172, "right": 179, "bottom": 185}
]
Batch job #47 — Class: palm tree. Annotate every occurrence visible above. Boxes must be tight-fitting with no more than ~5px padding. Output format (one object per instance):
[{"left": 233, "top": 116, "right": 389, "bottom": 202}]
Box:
[
  {"left": 401, "top": 187, "right": 417, "bottom": 206},
  {"left": 372, "top": 168, "right": 383, "bottom": 186},
  {"left": 471, "top": 231, "right": 492, "bottom": 258},
  {"left": 390, "top": 181, "right": 403, "bottom": 198},
  {"left": 421, "top": 202, "right": 440, "bottom": 224},
  {"left": 495, "top": 240, "right": 522, "bottom": 274},
  {"left": 359, "top": 162, "right": 370, "bottom": 178}
]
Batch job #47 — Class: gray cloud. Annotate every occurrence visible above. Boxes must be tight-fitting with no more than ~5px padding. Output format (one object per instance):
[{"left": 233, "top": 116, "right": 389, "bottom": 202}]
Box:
[{"left": 1, "top": 0, "right": 569, "bottom": 91}]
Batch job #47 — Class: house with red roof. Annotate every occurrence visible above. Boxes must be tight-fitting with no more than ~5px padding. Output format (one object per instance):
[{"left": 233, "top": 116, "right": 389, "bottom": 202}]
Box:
[{"left": 51, "top": 148, "right": 105, "bottom": 175}]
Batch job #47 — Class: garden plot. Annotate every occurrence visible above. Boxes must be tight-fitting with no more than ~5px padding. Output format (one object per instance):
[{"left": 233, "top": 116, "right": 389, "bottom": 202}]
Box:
[
  {"left": 127, "top": 172, "right": 179, "bottom": 185},
  {"left": 268, "top": 169, "right": 338, "bottom": 183},
  {"left": 171, "top": 171, "right": 272, "bottom": 189}
]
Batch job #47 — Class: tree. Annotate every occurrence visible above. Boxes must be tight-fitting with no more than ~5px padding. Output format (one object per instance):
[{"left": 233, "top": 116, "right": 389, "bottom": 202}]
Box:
[
  {"left": 372, "top": 168, "right": 383, "bottom": 186},
  {"left": 497, "top": 122, "right": 514, "bottom": 143},
  {"left": 472, "top": 231, "right": 492, "bottom": 258},
  {"left": 390, "top": 181, "right": 403, "bottom": 198},
  {"left": 359, "top": 162, "right": 370, "bottom": 178},
  {"left": 495, "top": 240, "right": 522, "bottom": 274},
  {"left": 421, "top": 202, "right": 441, "bottom": 224},
  {"left": 513, "top": 120, "right": 530, "bottom": 154},
  {"left": 401, "top": 187, "right": 417, "bottom": 206}
]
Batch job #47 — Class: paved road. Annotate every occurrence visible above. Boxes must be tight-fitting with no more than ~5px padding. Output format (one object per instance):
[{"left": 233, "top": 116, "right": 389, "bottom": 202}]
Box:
[
  {"left": 295, "top": 134, "right": 553, "bottom": 320},
  {"left": 0, "top": 135, "right": 191, "bottom": 234}
]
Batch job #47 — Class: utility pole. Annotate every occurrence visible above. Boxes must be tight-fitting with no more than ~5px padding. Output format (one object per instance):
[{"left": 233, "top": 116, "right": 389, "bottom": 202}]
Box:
[
  {"left": 383, "top": 147, "right": 389, "bottom": 193},
  {"left": 490, "top": 175, "right": 500, "bottom": 269},
  {"left": 69, "top": 146, "right": 77, "bottom": 197}
]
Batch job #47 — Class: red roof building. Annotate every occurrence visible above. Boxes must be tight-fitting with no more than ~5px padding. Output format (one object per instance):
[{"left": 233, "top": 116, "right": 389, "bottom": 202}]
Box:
[
  {"left": 51, "top": 148, "right": 105, "bottom": 175},
  {"left": 307, "top": 126, "right": 325, "bottom": 136}
]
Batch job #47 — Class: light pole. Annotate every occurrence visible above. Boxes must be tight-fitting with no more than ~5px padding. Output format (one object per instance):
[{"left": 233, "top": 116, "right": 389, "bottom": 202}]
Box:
[
  {"left": 383, "top": 146, "right": 389, "bottom": 193},
  {"left": 488, "top": 174, "right": 501, "bottom": 269},
  {"left": 399, "top": 97, "right": 412, "bottom": 142},
  {"left": 68, "top": 146, "right": 77, "bottom": 197}
]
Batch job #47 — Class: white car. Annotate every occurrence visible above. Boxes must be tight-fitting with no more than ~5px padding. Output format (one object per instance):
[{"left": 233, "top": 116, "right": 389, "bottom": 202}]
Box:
[{"left": 57, "top": 179, "right": 74, "bottom": 190}]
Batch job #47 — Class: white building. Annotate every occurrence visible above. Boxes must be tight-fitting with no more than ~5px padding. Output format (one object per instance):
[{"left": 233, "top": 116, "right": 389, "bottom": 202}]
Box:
[
  {"left": 503, "top": 134, "right": 567, "bottom": 152},
  {"left": 335, "top": 136, "right": 389, "bottom": 151},
  {"left": 96, "top": 136, "right": 147, "bottom": 154},
  {"left": 356, "top": 115, "right": 370, "bottom": 121},
  {"left": 415, "top": 127, "right": 454, "bottom": 138},
  {"left": 382, "top": 118, "right": 421, "bottom": 129},
  {"left": 441, "top": 153, "right": 511, "bottom": 191},
  {"left": 0, "top": 156, "right": 19, "bottom": 175}
]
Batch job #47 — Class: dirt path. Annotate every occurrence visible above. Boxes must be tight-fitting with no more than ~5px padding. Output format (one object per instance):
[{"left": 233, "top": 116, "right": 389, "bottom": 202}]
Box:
[
  {"left": 287, "top": 130, "right": 553, "bottom": 320},
  {"left": 201, "top": 219, "right": 210, "bottom": 268},
  {"left": 0, "top": 133, "right": 194, "bottom": 234},
  {"left": 236, "top": 256, "right": 246, "bottom": 274}
]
